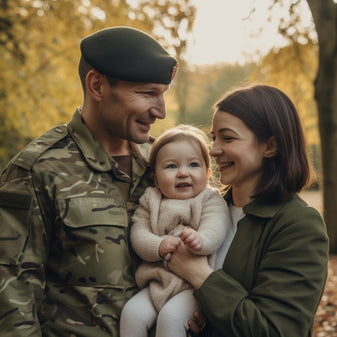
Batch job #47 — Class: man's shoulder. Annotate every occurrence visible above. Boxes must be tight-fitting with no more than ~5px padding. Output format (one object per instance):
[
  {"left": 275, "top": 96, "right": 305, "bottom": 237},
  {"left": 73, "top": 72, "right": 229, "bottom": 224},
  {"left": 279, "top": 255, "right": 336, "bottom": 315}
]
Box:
[
  {"left": 133, "top": 137, "right": 154, "bottom": 162},
  {"left": 12, "top": 125, "right": 69, "bottom": 171}
]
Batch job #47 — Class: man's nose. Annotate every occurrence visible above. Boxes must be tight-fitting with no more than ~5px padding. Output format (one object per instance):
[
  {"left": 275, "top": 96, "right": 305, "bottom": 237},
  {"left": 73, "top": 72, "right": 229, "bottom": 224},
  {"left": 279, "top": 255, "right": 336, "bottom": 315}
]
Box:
[{"left": 150, "top": 96, "right": 166, "bottom": 119}]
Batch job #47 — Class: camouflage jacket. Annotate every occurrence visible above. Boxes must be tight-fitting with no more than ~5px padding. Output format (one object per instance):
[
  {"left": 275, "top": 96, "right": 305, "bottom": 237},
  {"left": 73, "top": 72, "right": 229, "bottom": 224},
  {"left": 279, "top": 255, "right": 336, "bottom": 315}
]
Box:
[{"left": 0, "top": 109, "right": 153, "bottom": 337}]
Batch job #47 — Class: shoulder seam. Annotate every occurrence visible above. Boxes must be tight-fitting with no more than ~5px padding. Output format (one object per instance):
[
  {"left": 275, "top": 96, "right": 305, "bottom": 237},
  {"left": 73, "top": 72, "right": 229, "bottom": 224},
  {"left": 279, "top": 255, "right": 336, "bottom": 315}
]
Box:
[{"left": 12, "top": 125, "right": 68, "bottom": 170}]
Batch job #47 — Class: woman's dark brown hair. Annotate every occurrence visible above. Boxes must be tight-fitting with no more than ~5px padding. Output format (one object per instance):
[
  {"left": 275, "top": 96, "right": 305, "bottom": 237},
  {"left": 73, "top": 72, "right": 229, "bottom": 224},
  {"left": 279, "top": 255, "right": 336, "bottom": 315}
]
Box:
[{"left": 214, "top": 84, "right": 310, "bottom": 201}]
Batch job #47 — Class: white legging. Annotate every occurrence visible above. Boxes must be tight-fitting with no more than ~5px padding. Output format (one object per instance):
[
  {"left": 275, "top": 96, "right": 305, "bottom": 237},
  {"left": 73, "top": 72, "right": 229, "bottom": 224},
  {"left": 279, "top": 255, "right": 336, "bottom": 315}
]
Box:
[{"left": 120, "top": 287, "right": 198, "bottom": 337}]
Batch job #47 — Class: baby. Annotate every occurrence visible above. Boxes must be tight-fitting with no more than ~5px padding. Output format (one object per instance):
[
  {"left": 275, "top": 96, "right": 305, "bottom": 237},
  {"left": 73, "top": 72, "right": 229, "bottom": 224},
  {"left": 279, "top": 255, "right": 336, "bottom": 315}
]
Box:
[{"left": 120, "top": 125, "right": 232, "bottom": 337}]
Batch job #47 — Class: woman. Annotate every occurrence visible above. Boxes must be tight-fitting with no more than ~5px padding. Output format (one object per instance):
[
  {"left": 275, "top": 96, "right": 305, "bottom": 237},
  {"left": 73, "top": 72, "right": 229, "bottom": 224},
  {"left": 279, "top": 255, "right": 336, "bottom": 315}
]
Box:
[{"left": 168, "top": 85, "right": 329, "bottom": 337}]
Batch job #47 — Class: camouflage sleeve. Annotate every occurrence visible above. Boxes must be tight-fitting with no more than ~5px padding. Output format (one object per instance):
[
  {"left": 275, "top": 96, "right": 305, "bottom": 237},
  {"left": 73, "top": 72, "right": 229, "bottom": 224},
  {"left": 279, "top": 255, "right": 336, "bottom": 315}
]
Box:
[{"left": 0, "top": 163, "right": 49, "bottom": 336}]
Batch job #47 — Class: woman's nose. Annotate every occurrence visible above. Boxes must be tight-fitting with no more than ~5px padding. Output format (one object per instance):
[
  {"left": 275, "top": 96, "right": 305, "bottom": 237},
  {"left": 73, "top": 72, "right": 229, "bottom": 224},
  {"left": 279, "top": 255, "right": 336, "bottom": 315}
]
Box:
[{"left": 210, "top": 145, "right": 222, "bottom": 157}]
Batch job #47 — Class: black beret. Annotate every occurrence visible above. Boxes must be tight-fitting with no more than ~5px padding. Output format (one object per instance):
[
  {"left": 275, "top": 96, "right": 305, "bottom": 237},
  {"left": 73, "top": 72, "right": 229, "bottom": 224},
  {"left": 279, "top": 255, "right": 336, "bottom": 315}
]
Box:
[{"left": 80, "top": 26, "right": 178, "bottom": 84}]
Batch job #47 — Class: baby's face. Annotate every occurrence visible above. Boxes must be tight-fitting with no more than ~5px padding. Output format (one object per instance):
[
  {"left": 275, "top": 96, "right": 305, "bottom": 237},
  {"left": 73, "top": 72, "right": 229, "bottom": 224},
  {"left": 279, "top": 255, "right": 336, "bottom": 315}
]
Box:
[{"left": 153, "top": 139, "right": 209, "bottom": 199}]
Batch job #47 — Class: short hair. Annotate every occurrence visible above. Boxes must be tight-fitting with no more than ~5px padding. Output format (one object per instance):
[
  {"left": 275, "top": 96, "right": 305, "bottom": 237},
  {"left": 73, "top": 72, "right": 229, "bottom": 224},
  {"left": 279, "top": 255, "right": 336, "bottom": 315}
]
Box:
[
  {"left": 78, "top": 56, "right": 93, "bottom": 92},
  {"left": 149, "top": 125, "right": 210, "bottom": 174},
  {"left": 78, "top": 56, "right": 118, "bottom": 93},
  {"left": 214, "top": 84, "right": 310, "bottom": 201}
]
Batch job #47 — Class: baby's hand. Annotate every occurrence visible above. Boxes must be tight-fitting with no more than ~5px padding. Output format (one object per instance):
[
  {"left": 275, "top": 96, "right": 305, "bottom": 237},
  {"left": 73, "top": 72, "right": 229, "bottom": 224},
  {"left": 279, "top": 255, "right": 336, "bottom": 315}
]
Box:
[
  {"left": 180, "top": 227, "right": 202, "bottom": 251},
  {"left": 159, "top": 236, "right": 181, "bottom": 258}
]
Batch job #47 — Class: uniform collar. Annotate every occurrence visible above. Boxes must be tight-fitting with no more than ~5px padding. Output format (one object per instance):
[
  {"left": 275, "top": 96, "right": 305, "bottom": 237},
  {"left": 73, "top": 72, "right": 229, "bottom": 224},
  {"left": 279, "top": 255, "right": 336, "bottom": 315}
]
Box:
[
  {"left": 223, "top": 188, "right": 296, "bottom": 219},
  {"left": 67, "top": 108, "right": 151, "bottom": 172}
]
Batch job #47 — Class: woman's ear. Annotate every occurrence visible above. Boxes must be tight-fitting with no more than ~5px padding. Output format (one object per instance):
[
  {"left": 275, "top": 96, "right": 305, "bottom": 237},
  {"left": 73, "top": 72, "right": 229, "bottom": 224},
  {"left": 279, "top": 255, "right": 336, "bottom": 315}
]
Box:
[
  {"left": 85, "top": 70, "right": 104, "bottom": 102},
  {"left": 264, "top": 136, "right": 278, "bottom": 158}
]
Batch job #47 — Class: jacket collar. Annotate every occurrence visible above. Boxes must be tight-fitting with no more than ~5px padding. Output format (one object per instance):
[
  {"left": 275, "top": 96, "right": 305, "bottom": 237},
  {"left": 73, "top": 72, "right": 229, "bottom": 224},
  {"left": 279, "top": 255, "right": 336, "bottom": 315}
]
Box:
[
  {"left": 67, "top": 108, "right": 151, "bottom": 172},
  {"left": 223, "top": 188, "right": 297, "bottom": 219}
]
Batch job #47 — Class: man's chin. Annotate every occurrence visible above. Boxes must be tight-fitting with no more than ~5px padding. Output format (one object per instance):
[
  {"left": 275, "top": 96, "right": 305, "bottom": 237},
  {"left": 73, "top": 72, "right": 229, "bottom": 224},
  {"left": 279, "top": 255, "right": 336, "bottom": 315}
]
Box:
[{"left": 129, "top": 134, "right": 150, "bottom": 144}]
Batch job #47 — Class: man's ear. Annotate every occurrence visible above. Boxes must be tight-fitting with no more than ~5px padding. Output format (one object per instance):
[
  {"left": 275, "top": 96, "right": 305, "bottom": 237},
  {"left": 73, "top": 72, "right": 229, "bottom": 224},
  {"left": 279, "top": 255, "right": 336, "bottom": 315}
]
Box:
[
  {"left": 264, "top": 136, "right": 278, "bottom": 158},
  {"left": 85, "top": 70, "right": 104, "bottom": 102}
]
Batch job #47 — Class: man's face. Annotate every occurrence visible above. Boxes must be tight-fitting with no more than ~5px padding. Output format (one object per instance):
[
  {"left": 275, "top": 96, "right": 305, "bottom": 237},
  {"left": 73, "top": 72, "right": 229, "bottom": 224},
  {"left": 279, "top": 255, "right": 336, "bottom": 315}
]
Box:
[{"left": 100, "top": 79, "right": 169, "bottom": 144}]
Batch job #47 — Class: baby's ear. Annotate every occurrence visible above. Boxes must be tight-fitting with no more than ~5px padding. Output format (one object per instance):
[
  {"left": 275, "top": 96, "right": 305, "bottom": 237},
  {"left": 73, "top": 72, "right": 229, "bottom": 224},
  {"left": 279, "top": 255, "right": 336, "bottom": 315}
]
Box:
[
  {"left": 206, "top": 168, "right": 212, "bottom": 181},
  {"left": 264, "top": 136, "right": 278, "bottom": 158},
  {"left": 151, "top": 173, "right": 159, "bottom": 189}
]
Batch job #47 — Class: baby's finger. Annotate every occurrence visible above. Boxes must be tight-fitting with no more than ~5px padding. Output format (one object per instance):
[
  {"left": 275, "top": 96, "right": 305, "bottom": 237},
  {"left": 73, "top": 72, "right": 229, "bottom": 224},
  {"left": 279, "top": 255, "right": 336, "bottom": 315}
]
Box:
[
  {"left": 182, "top": 231, "right": 194, "bottom": 242},
  {"left": 189, "top": 239, "right": 202, "bottom": 250}
]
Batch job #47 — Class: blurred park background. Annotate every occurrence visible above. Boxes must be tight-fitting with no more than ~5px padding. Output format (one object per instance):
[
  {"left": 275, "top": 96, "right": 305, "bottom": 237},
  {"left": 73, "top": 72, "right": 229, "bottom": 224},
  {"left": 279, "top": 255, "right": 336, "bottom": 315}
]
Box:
[
  {"left": 3, "top": 0, "right": 337, "bottom": 242},
  {"left": 1, "top": 0, "right": 337, "bottom": 335},
  {"left": 0, "top": 0, "right": 322, "bottom": 175}
]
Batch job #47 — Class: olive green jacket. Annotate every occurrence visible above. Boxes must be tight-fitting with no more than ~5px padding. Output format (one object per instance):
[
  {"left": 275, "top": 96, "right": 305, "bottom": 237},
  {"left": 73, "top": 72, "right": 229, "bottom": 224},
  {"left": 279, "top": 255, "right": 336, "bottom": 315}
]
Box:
[
  {"left": 0, "top": 109, "right": 153, "bottom": 336},
  {"left": 194, "top": 191, "right": 329, "bottom": 337}
]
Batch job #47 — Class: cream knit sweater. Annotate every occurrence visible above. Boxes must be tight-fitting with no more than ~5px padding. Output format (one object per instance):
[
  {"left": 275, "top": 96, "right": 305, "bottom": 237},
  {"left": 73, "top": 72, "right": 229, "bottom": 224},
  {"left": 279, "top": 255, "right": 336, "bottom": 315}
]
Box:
[{"left": 130, "top": 186, "right": 231, "bottom": 311}]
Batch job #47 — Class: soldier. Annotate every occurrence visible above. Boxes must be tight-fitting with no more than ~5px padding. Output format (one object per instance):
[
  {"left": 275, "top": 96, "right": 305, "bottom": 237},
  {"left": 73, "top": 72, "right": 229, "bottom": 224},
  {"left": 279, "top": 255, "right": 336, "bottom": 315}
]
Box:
[{"left": 0, "top": 26, "right": 177, "bottom": 336}]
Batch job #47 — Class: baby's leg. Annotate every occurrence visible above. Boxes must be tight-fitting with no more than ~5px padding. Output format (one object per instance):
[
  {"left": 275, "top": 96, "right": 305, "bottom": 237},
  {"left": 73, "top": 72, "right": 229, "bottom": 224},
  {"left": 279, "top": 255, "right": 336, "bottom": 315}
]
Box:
[
  {"left": 156, "top": 289, "right": 199, "bottom": 337},
  {"left": 120, "top": 287, "right": 157, "bottom": 337}
]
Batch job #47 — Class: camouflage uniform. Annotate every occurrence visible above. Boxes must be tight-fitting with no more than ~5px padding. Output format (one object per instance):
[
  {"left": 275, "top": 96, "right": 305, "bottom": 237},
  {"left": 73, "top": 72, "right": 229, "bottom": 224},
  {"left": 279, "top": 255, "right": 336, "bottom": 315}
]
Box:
[{"left": 0, "top": 108, "right": 153, "bottom": 336}]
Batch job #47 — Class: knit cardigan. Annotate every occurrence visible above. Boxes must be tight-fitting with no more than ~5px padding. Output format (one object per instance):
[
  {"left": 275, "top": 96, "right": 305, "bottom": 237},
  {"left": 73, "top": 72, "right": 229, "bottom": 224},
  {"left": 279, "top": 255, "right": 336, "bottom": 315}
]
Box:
[{"left": 130, "top": 186, "right": 231, "bottom": 311}]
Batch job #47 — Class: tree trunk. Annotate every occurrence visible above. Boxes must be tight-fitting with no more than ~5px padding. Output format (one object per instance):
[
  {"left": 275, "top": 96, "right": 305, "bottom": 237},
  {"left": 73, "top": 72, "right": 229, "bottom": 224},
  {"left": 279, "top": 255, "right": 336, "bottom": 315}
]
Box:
[
  {"left": 175, "top": 60, "right": 189, "bottom": 123},
  {"left": 307, "top": 0, "right": 337, "bottom": 254}
]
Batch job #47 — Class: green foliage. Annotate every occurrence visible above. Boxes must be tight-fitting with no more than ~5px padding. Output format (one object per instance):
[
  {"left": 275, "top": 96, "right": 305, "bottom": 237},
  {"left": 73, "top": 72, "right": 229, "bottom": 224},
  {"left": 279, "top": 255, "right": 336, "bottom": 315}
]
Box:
[
  {"left": 0, "top": 0, "right": 324, "bottom": 188},
  {"left": 182, "top": 63, "right": 256, "bottom": 127}
]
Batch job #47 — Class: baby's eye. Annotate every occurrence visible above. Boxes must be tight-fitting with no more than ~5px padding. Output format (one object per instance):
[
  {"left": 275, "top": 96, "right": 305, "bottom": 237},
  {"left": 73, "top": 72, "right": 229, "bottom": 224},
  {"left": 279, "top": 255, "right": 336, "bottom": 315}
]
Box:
[
  {"left": 189, "top": 162, "right": 200, "bottom": 167},
  {"left": 166, "top": 164, "right": 176, "bottom": 169}
]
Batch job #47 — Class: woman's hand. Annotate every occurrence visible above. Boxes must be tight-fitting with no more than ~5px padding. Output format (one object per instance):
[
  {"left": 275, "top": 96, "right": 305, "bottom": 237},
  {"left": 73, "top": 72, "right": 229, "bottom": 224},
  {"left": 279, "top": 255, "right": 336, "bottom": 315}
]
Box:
[
  {"left": 168, "top": 242, "right": 213, "bottom": 288},
  {"left": 188, "top": 310, "right": 208, "bottom": 335}
]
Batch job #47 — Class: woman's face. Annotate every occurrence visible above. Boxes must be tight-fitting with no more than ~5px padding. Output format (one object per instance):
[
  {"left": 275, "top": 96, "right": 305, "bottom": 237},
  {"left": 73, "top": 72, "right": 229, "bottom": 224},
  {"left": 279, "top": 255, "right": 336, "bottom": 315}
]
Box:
[{"left": 210, "top": 110, "right": 269, "bottom": 195}]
